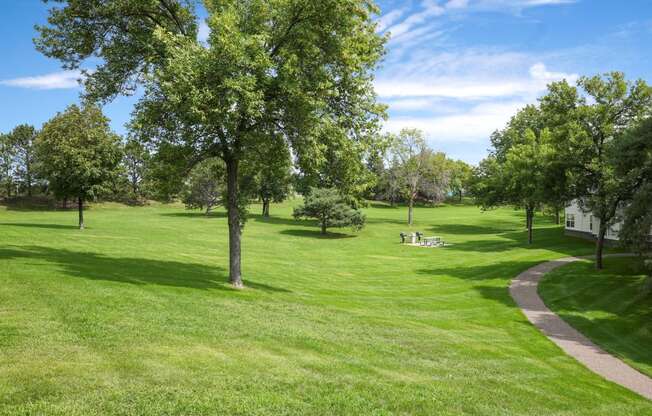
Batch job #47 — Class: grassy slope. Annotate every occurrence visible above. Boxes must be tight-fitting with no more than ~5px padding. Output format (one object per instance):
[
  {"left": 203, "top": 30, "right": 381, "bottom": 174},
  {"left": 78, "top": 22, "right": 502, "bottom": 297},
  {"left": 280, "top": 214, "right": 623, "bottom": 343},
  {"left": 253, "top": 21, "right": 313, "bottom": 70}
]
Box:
[
  {"left": 0, "top": 201, "right": 650, "bottom": 415},
  {"left": 540, "top": 257, "right": 652, "bottom": 378}
]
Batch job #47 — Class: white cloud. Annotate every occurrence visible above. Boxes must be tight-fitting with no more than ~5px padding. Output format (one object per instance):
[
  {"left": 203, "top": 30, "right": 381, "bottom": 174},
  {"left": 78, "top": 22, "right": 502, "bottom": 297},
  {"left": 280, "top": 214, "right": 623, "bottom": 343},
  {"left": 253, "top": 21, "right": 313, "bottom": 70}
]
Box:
[
  {"left": 384, "top": 100, "right": 528, "bottom": 143},
  {"left": 0, "top": 70, "right": 81, "bottom": 90},
  {"left": 385, "top": 1, "right": 445, "bottom": 39},
  {"left": 376, "top": 9, "right": 407, "bottom": 32},
  {"left": 376, "top": 49, "right": 577, "bottom": 101}
]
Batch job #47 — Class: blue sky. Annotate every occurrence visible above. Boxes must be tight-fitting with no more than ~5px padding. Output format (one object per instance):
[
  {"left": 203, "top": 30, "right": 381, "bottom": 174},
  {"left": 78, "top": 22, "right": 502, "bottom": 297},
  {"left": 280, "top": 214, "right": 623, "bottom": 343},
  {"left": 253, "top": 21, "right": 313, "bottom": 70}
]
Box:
[{"left": 1, "top": 1, "right": 651, "bottom": 164}]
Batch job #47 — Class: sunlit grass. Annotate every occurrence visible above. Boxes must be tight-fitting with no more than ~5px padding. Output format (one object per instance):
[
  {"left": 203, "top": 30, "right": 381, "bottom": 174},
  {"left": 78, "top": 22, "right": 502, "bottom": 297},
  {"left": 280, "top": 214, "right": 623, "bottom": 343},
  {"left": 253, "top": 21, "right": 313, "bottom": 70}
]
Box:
[{"left": 1, "top": 200, "right": 650, "bottom": 415}]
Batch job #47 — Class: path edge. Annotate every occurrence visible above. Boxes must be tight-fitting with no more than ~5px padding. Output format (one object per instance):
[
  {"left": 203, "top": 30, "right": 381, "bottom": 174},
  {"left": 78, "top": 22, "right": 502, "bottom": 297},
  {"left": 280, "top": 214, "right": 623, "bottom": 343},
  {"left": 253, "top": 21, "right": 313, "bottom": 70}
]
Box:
[{"left": 509, "top": 253, "right": 652, "bottom": 401}]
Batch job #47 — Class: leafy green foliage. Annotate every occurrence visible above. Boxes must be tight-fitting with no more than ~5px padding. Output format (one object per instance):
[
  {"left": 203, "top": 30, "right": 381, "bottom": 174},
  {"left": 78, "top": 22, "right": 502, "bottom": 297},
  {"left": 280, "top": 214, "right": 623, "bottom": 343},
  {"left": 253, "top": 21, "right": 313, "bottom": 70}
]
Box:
[
  {"left": 0, "top": 133, "right": 16, "bottom": 198},
  {"left": 6, "top": 124, "right": 38, "bottom": 196},
  {"left": 181, "top": 158, "right": 225, "bottom": 214},
  {"left": 35, "top": 0, "right": 198, "bottom": 102},
  {"left": 541, "top": 73, "right": 652, "bottom": 267},
  {"left": 293, "top": 187, "right": 365, "bottom": 234},
  {"left": 35, "top": 104, "right": 123, "bottom": 204}
]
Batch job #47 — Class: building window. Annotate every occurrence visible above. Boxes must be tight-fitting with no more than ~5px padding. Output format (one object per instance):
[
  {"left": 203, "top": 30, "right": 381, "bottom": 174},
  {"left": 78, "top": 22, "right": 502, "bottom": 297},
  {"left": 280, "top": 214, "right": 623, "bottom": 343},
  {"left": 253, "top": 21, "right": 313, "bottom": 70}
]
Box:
[{"left": 566, "top": 214, "right": 575, "bottom": 229}]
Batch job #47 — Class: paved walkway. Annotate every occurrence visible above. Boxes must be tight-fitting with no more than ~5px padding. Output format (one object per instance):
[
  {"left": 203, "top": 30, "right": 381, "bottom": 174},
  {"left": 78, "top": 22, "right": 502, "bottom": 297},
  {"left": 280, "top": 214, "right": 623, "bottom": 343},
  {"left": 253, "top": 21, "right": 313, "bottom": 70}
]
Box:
[{"left": 509, "top": 254, "right": 652, "bottom": 400}]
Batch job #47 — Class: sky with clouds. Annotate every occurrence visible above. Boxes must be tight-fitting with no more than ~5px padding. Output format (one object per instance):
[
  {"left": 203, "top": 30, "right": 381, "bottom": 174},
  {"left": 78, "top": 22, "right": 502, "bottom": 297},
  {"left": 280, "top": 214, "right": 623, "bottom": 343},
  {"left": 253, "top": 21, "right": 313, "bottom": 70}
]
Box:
[{"left": 1, "top": 0, "right": 651, "bottom": 164}]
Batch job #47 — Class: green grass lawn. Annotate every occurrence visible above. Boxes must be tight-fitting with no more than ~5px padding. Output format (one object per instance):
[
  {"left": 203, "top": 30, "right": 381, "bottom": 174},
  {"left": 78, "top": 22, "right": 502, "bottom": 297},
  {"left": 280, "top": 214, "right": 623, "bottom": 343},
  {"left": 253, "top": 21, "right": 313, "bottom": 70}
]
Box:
[
  {"left": 540, "top": 257, "right": 652, "bottom": 379},
  {"left": 1, "top": 201, "right": 651, "bottom": 415}
]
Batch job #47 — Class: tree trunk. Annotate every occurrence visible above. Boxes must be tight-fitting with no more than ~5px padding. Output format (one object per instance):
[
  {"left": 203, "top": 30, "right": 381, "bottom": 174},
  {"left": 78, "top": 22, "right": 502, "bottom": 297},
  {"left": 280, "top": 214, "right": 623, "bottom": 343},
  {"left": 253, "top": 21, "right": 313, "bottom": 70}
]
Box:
[
  {"left": 262, "top": 199, "right": 270, "bottom": 217},
  {"left": 527, "top": 207, "right": 534, "bottom": 245},
  {"left": 63, "top": 197, "right": 68, "bottom": 209},
  {"left": 321, "top": 221, "right": 327, "bottom": 235},
  {"left": 408, "top": 198, "right": 414, "bottom": 225},
  {"left": 226, "top": 158, "right": 243, "bottom": 288},
  {"left": 595, "top": 221, "right": 607, "bottom": 270},
  {"left": 555, "top": 207, "right": 561, "bottom": 225},
  {"left": 78, "top": 197, "right": 84, "bottom": 230},
  {"left": 459, "top": 190, "right": 463, "bottom": 203},
  {"left": 26, "top": 157, "right": 32, "bottom": 197}
]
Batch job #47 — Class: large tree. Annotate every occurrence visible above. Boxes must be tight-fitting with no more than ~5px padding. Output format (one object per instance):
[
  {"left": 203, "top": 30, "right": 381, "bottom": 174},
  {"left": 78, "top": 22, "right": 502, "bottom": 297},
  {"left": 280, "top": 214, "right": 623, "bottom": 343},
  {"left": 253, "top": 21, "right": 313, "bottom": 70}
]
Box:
[
  {"left": 617, "top": 118, "right": 652, "bottom": 256},
  {"left": 389, "top": 128, "right": 429, "bottom": 225},
  {"left": 448, "top": 159, "right": 473, "bottom": 203},
  {"left": 36, "top": 105, "right": 123, "bottom": 229},
  {"left": 37, "top": 0, "right": 386, "bottom": 287},
  {"left": 541, "top": 73, "right": 652, "bottom": 269},
  {"left": 7, "top": 124, "right": 38, "bottom": 196},
  {"left": 123, "top": 138, "right": 150, "bottom": 199},
  {"left": 0, "top": 134, "right": 15, "bottom": 198}
]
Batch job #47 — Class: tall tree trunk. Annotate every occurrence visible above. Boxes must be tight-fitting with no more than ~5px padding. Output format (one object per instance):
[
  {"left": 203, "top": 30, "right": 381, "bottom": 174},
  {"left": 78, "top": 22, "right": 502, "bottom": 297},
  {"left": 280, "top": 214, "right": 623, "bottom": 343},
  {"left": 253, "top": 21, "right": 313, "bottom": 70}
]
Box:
[
  {"left": 26, "top": 157, "right": 32, "bottom": 197},
  {"left": 321, "top": 220, "right": 327, "bottom": 235},
  {"left": 262, "top": 199, "right": 270, "bottom": 217},
  {"left": 226, "top": 158, "right": 243, "bottom": 288},
  {"left": 595, "top": 221, "right": 607, "bottom": 270},
  {"left": 408, "top": 197, "right": 414, "bottom": 225},
  {"left": 63, "top": 197, "right": 68, "bottom": 209},
  {"left": 78, "top": 197, "right": 84, "bottom": 230},
  {"left": 459, "top": 190, "right": 463, "bottom": 203},
  {"left": 527, "top": 207, "right": 534, "bottom": 245}
]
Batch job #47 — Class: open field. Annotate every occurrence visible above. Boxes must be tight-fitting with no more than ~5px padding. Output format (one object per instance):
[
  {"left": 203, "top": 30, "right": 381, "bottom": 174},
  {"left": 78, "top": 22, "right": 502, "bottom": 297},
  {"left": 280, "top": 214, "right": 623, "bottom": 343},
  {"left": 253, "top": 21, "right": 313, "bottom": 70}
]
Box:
[
  {"left": 1, "top": 201, "right": 651, "bottom": 415},
  {"left": 540, "top": 257, "right": 652, "bottom": 379}
]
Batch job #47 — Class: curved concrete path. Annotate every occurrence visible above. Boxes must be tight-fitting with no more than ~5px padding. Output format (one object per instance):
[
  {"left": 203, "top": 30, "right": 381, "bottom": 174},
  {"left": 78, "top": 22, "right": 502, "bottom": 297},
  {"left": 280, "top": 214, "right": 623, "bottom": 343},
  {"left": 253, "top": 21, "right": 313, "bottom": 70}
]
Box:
[{"left": 509, "top": 254, "right": 652, "bottom": 400}]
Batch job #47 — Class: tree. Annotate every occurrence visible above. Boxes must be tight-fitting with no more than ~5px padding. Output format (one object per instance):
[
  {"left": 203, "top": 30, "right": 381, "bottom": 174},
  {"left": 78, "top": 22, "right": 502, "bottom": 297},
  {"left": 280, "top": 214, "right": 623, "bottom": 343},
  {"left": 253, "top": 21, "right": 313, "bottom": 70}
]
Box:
[
  {"left": 420, "top": 151, "right": 450, "bottom": 206},
  {"left": 502, "top": 129, "right": 555, "bottom": 244},
  {"left": 123, "top": 138, "right": 150, "bottom": 200},
  {"left": 390, "top": 128, "right": 429, "bottom": 225},
  {"left": 181, "top": 158, "right": 225, "bottom": 215},
  {"left": 38, "top": 0, "right": 386, "bottom": 287},
  {"left": 0, "top": 134, "right": 15, "bottom": 198},
  {"left": 36, "top": 105, "right": 123, "bottom": 229},
  {"left": 249, "top": 148, "right": 292, "bottom": 218},
  {"left": 7, "top": 124, "right": 37, "bottom": 196},
  {"left": 541, "top": 73, "right": 652, "bottom": 269},
  {"left": 448, "top": 159, "right": 472, "bottom": 203},
  {"left": 617, "top": 117, "right": 652, "bottom": 256},
  {"left": 293, "top": 187, "right": 365, "bottom": 234}
]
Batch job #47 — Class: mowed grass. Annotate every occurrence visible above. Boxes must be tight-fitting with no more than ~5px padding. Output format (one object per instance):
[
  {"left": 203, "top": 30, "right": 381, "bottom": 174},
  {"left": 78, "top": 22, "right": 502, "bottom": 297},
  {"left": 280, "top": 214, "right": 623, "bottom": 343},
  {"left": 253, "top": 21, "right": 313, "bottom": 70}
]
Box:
[
  {"left": 540, "top": 257, "right": 652, "bottom": 379},
  {"left": 1, "top": 201, "right": 651, "bottom": 415}
]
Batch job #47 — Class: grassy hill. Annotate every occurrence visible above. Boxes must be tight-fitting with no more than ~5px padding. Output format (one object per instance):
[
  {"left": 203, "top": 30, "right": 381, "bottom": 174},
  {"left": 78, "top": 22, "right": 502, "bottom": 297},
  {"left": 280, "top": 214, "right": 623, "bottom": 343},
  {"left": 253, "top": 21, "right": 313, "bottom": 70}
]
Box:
[
  {"left": 1, "top": 201, "right": 650, "bottom": 415},
  {"left": 540, "top": 257, "right": 652, "bottom": 379}
]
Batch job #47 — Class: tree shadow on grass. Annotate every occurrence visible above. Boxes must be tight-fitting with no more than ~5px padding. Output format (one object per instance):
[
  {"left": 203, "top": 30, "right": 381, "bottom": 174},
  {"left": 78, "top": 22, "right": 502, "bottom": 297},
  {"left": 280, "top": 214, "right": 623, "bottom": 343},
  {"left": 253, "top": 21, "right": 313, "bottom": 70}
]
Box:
[
  {"left": 159, "top": 211, "right": 227, "bottom": 219},
  {"left": 434, "top": 227, "right": 596, "bottom": 254},
  {"left": 0, "top": 246, "right": 290, "bottom": 293},
  {"left": 250, "top": 214, "right": 312, "bottom": 227},
  {"left": 429, "top": 223, "right": 517, "bottom": 235},
  {"left": 0, "top": 222, "right": 80, "bottom": 230},
  {"left": 279, "top": 229, "right": 356, "bottom": 239}
]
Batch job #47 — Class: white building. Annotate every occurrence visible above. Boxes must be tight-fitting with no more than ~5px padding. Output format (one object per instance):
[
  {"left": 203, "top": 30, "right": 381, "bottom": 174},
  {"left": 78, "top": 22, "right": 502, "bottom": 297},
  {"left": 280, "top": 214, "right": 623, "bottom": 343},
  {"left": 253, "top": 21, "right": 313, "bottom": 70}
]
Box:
[{"left": 564, "top": 200, "right": 652, "bottom": 243}]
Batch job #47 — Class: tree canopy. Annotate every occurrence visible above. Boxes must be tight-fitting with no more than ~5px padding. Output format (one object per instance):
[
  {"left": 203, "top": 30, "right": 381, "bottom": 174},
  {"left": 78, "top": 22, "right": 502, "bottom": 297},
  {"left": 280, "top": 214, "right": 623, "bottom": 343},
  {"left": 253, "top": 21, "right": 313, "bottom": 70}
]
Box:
[
  {"left": 37, "top": 0, "right": 387, "bottom": 287},
  {"left": 293, "top": 187, "right": 365, "bottom": 235},
  {"left": 36, "top": 104, "right": 122, "bottom": 229}
]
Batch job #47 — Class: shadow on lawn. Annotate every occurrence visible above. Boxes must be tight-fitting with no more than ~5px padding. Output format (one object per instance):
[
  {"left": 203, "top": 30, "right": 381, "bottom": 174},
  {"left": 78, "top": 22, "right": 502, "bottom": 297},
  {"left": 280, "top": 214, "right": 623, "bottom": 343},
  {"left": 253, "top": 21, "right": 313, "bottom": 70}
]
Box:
[
  {"left": 159, "top": 211, "right": 227, "bottom": 219},
  {"left": 0, "top": 246, "right": 290, "bottom": 293},
  {"left": 0, "top": 222, "right": 80, "bottom": 230},
  {"left": 280, "top": 229, "right": 356, "bottom": 239}
]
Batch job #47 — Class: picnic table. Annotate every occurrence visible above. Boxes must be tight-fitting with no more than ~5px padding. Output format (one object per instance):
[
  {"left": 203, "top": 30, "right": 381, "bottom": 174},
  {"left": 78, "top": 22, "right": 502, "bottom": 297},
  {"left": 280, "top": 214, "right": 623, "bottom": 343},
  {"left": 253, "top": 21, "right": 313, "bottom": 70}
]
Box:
[{"left": 422, "top": 236, "right": 443, "bottom": 247}]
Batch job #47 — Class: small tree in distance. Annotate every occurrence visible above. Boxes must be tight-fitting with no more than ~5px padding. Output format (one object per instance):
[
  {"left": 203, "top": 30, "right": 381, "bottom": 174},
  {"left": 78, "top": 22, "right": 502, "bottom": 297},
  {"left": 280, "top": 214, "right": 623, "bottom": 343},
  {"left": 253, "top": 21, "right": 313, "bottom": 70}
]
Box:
[
  {"left": 181, "top": 158, "right": 225, "bottom": 215},
  {"left": 293, "top": 188, "right": 365, "bottom": 235},
  {"left": 36, "top": 104, "right": 122, "bottom": 229}
]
